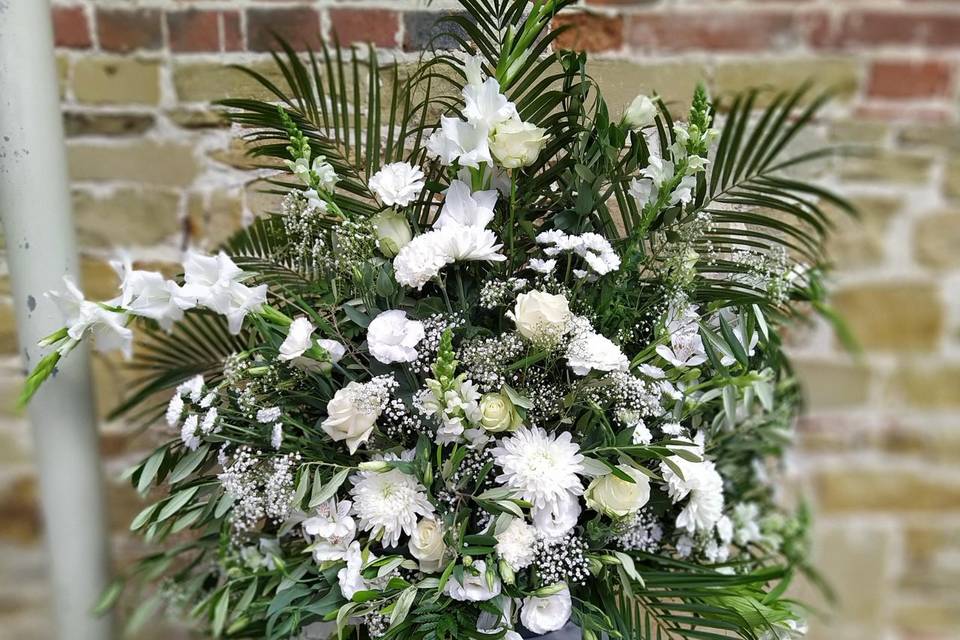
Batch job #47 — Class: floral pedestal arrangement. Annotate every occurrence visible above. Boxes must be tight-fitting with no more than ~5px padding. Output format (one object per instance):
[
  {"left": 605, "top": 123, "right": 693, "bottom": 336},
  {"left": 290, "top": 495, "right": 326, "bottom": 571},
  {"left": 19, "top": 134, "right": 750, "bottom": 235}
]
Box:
[{"left": 24, "top": 2, "right": 848, "bottom": 639}]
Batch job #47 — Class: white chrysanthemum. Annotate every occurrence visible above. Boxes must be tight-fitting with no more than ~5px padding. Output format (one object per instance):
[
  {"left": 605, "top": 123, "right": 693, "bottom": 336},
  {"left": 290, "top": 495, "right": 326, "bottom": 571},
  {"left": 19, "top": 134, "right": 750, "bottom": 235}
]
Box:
[
  {"left": 528, "top": 258, "right": 557, "bottom": 274},
  {"left": 350, "top": 468, "right": 434, "bottom": 547},
  {"left": 166, "top": 392, "right": 184, "bottom": 427},
  {"left": 180, "top": 414, "right": 199, "bottom": 451},
  {"left": 660, "top": 434, "right": 725, "bottom": 533},
  {"left": 369, "top": 162, "right": 426, "bottom": 207},
  {"left": 393, "top": 231, "right": 454, "bottom": 289},
  {"left": 256, "top": 406, "right": 281, "bottom": 424},
  {"left": 495, "top": 518, "right": 537, "bottom": 571},
  {"left": 491, "top": 427, "right": 585, "bottom": 509},
  {"left": 575, "top": 232, "right": 621, "bottom": 275}
]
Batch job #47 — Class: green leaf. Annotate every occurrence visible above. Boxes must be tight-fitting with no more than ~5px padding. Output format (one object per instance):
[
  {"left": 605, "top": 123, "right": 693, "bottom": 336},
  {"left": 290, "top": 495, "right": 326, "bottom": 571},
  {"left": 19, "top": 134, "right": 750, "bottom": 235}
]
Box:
[
  {"left": 390, "top": 586, "right": 417, "bottom": 629},
  {"left": 137, "top": 448, "right": 166, "bottom": 495},
  {"left": 169, "top": 445, "right": 210, "bottom": 484},
  {"left": 310, "top": 468, "right": 351, "bottom": 508}
]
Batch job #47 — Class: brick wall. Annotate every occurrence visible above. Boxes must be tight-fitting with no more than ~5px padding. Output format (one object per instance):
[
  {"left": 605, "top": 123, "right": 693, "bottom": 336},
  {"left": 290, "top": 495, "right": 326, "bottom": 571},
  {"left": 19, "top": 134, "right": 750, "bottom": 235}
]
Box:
[{"left": 1, "top": 1, "right": 959, "bottom": 638}]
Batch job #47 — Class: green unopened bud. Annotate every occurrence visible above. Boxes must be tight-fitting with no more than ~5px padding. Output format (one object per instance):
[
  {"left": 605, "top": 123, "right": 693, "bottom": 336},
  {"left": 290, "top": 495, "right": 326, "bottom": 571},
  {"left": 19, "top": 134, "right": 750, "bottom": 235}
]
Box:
[
  {"left": 499, "top": 560, "right": 516, "bottom": 586},
  {"left": 358, "top": 461, "right": 391, "bottom": 472},
  {"left": 531, "top": 582, "right": 567, "bottom": 597},
  {"left": 463, "top": 555, "right": 474, "bottom": 567}
]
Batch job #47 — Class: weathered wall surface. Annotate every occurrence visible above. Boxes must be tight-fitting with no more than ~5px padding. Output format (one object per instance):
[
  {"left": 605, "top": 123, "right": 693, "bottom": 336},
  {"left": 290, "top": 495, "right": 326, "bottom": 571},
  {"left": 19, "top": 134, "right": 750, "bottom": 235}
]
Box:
[{"left": 1, "top": 1, "right": 958, "bottom": 638}]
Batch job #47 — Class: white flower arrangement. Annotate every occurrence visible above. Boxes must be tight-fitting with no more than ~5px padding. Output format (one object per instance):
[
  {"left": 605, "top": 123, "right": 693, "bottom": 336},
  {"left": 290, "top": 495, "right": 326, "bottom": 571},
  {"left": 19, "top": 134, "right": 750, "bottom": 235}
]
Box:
[{"left": 20, "top": 3, "right": 852, "bottom": 639}]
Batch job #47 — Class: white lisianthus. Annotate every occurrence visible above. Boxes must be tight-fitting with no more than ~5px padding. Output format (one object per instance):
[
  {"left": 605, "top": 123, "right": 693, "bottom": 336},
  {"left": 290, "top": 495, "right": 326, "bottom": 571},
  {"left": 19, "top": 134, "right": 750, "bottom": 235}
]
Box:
[
  {"left": 506, "top": 290, "right": 571, "bottom": 344},
  {"left": 444, "top": 560, "right": 502, "bottom": 602},
  {"left": 278, "top": 317, "right": 315, "bottom": 361},
  {"left": 434, "top": 180, "right": 497, "bottom": 229},
  {"left": 369, "top": 162, "right": 425, "bottom": 207},
  {"left": 408, "top": 518, "right": 447, "bottom": 572},
  {"left": 490, "top": 118, "right": 547, "bottom": 169},
  {"left": 371, "top": 209, "right": 413, "bottom": 258},
  {"left": 321, "top": 382, "right": 380, "bottom": 454},
  {"left": 520, "top": 585, "right": 572, "bottom": 635},
  {"left": 531, "top": 493, "right": 581, "bottom": 541},
  {"left": 495, "top": 517, "right": 537, "bottom": 571},
  {"left": 624, "top": 94, "right": 658, "bottom": 129},
  {"left": 47, "top": 276, "right": 134, "bottom": 358},
  {"left": 367, "top": 310, "right": 425, "bottom": 364},
  {"left": 479, "top": 391, "right": 522, "bottom": 433},
  {"left": 585, "top": 464, "right": 651, "bottom": 519},
  {"left": 351, "top": 466, "right": 434, "bottom": 547}
]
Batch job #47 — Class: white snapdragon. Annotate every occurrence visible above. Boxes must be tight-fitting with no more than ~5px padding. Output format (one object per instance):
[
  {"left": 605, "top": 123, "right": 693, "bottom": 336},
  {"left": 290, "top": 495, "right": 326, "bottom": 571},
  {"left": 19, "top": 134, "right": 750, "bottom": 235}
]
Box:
[
  {"left": 624, "top": 94, "right": 658, "bottom": 129},
  {"left": 287, "top": 154, "right": 338, "bottom": 193},
  {"left": 366, "top": 310, "right": 425, "bottom": 364}
]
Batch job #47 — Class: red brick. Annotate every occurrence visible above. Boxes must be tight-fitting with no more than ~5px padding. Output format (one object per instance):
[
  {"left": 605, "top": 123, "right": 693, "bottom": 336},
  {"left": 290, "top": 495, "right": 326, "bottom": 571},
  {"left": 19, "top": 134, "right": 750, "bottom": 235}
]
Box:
[
  {"left": 97, "top": 8, "right": 162, "bottom": 53},
  {"left": 552, "top": 13, "right": 624, "bottom": 53},
  {"left": 624, "top": 10, "right": 828, "bottom": 52},
  {"left": 52, "top": 6, "right": 91, "bottom": 49},
  {"left": 247, "top": 7, "right": 322, "bottom": 52},
  {"left": 867, "top": 60, "right": 954, "bottom": 100},
  {"left": 167, "top": 9, "right": 220, "bottom": 53},
  {"left": 837, "top": 11, "right": 960, "bottom": 48},
  {"left": 223, "top": 11, "right": 244, "bottom": 52},
  {"left": 329, "top": 8, "right": 400, "bottom": 48}
]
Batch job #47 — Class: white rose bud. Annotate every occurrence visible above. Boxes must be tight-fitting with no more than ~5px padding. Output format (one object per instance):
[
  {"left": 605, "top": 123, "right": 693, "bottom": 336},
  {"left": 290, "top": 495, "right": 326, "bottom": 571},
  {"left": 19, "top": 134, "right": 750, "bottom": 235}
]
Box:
[
  {"left": 506, "top": 290, "right": 572, "bottom": 345},
  {"left": 585, "top": 464, "right": 651, "bottom": 519},
  {"left": 409, "top": 518, "right": 447, "bottom": 572},
  {"left": 624, "top": 94, "right": 658, "bottom": 130},
  {"left": 321, "top": 381, "right": 379, "bottom": 454},
  {"left": 479, "top": 392, "right": 522, "bottom": 433},
  {"left": 490, "top": 118, "right": 547, "bottom": 169},
  {"left": 371, "top": 209, "right": 413, "bottom": 258}
]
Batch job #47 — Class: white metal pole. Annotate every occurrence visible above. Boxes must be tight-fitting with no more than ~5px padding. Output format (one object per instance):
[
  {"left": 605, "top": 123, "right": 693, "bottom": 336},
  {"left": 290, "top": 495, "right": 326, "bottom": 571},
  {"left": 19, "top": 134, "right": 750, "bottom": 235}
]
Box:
[{"left": 0, "top": 1, "right": 115, "bottom": 639}]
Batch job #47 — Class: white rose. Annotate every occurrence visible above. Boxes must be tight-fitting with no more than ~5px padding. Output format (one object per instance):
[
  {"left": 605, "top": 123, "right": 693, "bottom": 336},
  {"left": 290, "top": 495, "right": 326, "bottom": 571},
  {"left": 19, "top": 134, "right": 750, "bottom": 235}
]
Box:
[
  {"left": 444, "top": 560, "right": 502, "bottom": 602},
  {"left": 367, "top": 309, "right": 425, "bottom": 364},
  {"left": 506, "top": 290, "right": 571, "bottom": 344},
  {"left": 321, "top": 382, "right": 379, "bottom": 454},
  {"left": 585, "top": 464, "right": 651, "bottom": 518},
  {"left": 371, "top": 209, "right": 413, "bottom": 257},
  {"left": 409, "top": 518, "right": 447, "bottom": 572},
  {"left": 490, "top": 118, "right": 547, "bottom": 169},
  {"left": 520, "top": 585, "right": 572, "bottom": 635},
  {"left": 624, "top": 94, "right": 658, "bottom": 129},
  {"left": 479, "top": 392, "right": 522, "bottom": 433}
]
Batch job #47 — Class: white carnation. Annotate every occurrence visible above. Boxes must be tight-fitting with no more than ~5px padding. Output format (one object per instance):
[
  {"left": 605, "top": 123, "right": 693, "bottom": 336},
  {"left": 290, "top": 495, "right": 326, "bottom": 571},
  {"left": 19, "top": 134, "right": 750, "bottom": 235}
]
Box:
[
  {"left": 369, "top": 162, "right": 425, "bottom": 207},
  {"left": 495, "top": 518, "right": 537, "bottom": 571},
  {"left": 367, "top": 309, "right": 425, "bottom": 364}
]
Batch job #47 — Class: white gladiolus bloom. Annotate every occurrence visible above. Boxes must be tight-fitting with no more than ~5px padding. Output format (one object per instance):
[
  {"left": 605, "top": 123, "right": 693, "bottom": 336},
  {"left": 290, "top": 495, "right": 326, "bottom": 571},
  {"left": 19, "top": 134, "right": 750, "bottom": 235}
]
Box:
[
  {"left": 531, "top": 493, "right": 581, "bottom": 541},
  {"left": 463, "top": 77, "right": 518, "bottom": 130},
  {"left": 180, "top": 251, "right": 267, "bottom": 334},
  {"left": 624, "top": 94, "right": 658, "bottom": 129},
  {"left": 495, "top": 518, "right": 537, "bottom": 571},
  {"left": 350, "top": 467, "right": 434, "bottom": 547},
  {"left": 426, "top": 117, "right": 492, "bottom": 168},
  {"left": 444, "top": 559, "right": 502, "bottom": 602},
  {"left": 366, "top": 309, "right": 425, "bottom": 364},
  {"left": 47, "top": 276, "right": 133, "bottom": 358},
  {"left": 491, "top": 427, "right": 585, "bottom": 510},
  {"left": 660, "top": 433, "right": 725, "bottom": 533},
  {"left": 489, "top": 118, "right": 547, "bottom": 169},
  {"left": 369, "top": 162, "right": 426, "bottom": 207},
  {"left": 278, "top": 317, "right": 315, "bottom": 361},
  {"left": 521, "top": 586, "right": 572, "bottom": 635},
  {"left": 437, "top": 225, "right": 507, "bottom": 263},
  {"left": 434, "top": 180, "right": 497, "bottom": 229},
  {"left": 111, "top": 256, "right": 192, "bottom": 331}
]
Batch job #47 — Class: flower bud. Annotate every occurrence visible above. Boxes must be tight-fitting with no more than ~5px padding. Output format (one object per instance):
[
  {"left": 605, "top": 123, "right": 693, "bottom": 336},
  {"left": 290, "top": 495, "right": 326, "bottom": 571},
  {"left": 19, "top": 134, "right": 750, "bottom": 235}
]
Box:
[
  {"left": 479, "top": 392, "right": 522, "bottom": 433},
  {"left": 358, "top": 460, "right": 391, "bottom": 472},
  {"left": 624, "top": 94, "right": 657, "bottom": 130},
  {"left": 371, "top": 208, "right": 413, "bottom": 258}
]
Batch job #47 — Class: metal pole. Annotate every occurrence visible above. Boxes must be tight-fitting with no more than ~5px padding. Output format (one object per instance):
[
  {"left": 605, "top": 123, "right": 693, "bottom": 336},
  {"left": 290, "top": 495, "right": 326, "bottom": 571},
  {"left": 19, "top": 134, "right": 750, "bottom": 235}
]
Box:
[{"left": 0, "top": 1, "right": 115, "bottom": 639}]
